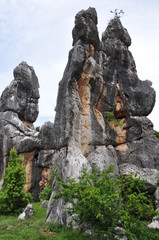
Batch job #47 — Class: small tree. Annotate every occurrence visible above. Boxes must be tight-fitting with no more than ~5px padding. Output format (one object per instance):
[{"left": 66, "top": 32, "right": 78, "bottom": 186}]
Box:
[
  {"left": 110, "top": 9, "right": 124, "bottom": 18},
  {"left": 0, "top": 147, "right": 31, "bottom": 215}
]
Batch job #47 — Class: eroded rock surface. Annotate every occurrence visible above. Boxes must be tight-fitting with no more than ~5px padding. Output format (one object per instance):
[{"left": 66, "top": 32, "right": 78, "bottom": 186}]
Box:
[
  {"left": 0, "top": 7, "right": 159, "bottom": 224},
  {"left": 0, "top": 62, "right": 53, "bottom": 200},
  {"left": 0, "top": 61, "right": 39, "bottom": 124},
  {"left": 47, "top": 7, "right": 159, "bottom": 224}
]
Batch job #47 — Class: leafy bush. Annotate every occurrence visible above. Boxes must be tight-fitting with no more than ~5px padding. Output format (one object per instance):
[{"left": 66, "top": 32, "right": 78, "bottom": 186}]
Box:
[
  {"left": 53, "top": 166, "right": 156, "bottom": 239},
  {"left": 40, "top": 184, "right": 52, "bottom": 201},
  {"left": 155, "top": 130, "right": 159, "bottom": 138},
  {"left": 0, "top": 147, "right": 31, "bottom": 215},
  {"left": 119, "top": 174, "right": 155, "bottom": 221},
  {"left": 103, "top": 111, "right": 123, "bottom": 127}
]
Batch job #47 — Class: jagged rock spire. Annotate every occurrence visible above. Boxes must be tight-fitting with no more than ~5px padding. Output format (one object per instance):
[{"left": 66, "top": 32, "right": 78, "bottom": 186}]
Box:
[
  {"left": 47, "top": 7, "right": 159, "bottom": 224},
  {"left": 0, "top": 61, "right": 40, "bottom": 125}
]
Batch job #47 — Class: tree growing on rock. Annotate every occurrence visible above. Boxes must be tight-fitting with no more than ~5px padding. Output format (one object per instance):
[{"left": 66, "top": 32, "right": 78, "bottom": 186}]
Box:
[
  {"left": 110, "top": 9, "right": 124, "bottom": 18},
  {"left": 0, "top": 147, "right": 31, "bottom": 215}
]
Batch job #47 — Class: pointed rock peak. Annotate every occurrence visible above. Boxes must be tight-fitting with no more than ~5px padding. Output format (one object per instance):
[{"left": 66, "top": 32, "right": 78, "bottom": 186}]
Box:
[
  {"left": 14, "top": 61, "right": 40, "bottom": 89},
  {"left": 72, "top": 7, "right": 100, "bottom": 49},
  {"left": 0, "top": 61, "right": 40, "bottom": 124},
  {"left": 102, "top": 17, "right": 131, "bottom": 47}
]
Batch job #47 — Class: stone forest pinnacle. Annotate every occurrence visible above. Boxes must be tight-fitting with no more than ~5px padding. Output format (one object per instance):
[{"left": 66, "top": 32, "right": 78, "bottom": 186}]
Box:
[{"left": 0, "top": 7, "right": 158, "bottom": 225}]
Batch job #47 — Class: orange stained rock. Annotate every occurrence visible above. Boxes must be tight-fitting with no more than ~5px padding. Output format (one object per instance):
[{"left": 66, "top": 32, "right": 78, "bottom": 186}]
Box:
[
  {"left": 88, "top": 44, "right": 94, "bottom": 57},
  {"left": 77, "top": 44, "right": 95, "bottom": 156},
  {"left": 115, "top": 143, "right": 128, "bottom": 152},
  {"left": 115, "top": 93, "right": 126, "bottom": 118},
  {"left": 109, "top": 119, "right": 127, "bottom": 145},
  {"left": 23, "top": 151, "right": 34, "bottom": 192},
  {"left": 39, "top": 168, "right": 49, "bottom": 189}
]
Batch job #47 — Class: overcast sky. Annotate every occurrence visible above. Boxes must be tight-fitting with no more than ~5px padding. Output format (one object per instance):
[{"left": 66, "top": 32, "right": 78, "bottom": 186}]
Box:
[{"left": 0, "top": 0, "right": 159, "bottom": 130}]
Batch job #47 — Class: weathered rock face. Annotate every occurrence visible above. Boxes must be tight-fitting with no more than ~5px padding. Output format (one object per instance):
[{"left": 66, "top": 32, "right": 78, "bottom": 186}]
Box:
[
  {"left": 0, "top": 61, "right": 39, "bottom": 124},
  {"left": 47, "top": 7, "right": 159, "bottom": 224},
  {"left": 0, "top": 62, "right": 54, "bottom": 200},
  {"left": 0, "top": 7, "right": 159, "bottom": 224}
]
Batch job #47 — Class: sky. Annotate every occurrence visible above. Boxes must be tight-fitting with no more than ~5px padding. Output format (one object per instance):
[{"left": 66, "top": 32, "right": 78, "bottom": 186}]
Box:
[{"left": 0, "top": 0, "right": 159, "bottom": 130}]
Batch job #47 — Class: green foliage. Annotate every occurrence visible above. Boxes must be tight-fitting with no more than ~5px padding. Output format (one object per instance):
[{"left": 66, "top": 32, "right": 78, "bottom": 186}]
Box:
[
  {"left": 126, "top": 219, "right": 159, "bottom": 240},
  {"left": 103, "top": 111, "right": 123, "bottom": 127},
  {"left": 0, "top": 147, "right": 31, "bottom": 215},
  {"left": 0, "top": 202, "right": 92, "bottom": 240},
  {"left": 110, "top": 9, "right": 124, "bottom": 18},
  {"left": 53, "top": 166, "right": 156, "bottom": 239},
  {"left": 40, "top": 184, "right": 52, "bottom": 201},
  {"left": 103, "top": 111, "right": 114, "bottom": 121},
  {"left": 0, "top": 202, "right": 158, "bottom": 240},
  {"left": 35, "top": 126, "right": 40, "bottom": 132},
  {"left": 119, "top": 174, "right": 155, "bottom": 221},
  {"left": 155, "top": 130, "right": 159, "bottom": 138}
]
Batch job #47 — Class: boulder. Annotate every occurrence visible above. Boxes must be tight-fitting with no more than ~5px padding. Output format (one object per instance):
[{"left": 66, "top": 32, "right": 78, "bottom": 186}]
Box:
[
  {"left": 148, "top": 212, "right": 159, "bottom": 230},
  {"left": 119, "top": 163, "right": 159, "bottom": 193},
  {"left": 18, "top": 204, "right": 34, "bottom": 220},
  {"left": 87, "top": 145, "right": 119, "bottom": 173},
  {"left": 40, "top": 200, "right": 49, "bottom": 208}
]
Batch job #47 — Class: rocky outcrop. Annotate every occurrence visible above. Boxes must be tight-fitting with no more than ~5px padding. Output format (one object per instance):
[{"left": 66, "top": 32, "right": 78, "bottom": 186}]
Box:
[
  {"left": 0, "top": 62, "right": 54, "bottom": 200},
  {"left": 119, "top": 163, "right": 159, "bottom": 194},
  {"left": 18, "top": 203, "right": 34, "bottom": 220},
  {"left": 0, "top": 7, "right": 159, "bottom": 224},
  {"left": 0, "top": 61, "right": 39, "bottom": 124},
  {"left": 46, "top": 7, "right": 159, "bottom": 224}
]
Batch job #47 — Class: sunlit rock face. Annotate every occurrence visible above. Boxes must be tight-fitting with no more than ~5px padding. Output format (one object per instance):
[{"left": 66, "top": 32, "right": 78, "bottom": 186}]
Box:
[{"left": 47, "top": 7, "right": 159, "bottom": 224}]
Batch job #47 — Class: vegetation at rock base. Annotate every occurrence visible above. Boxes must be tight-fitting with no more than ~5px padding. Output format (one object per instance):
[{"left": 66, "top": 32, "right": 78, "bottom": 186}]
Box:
[
  {"left": 0, "top": 202, "right": 159, "bottom": 240},
  {"left": 0, "top": 202, "right": 92, "bottom": 240},
  {"left": 0, "top": 147, "right": 31, "bottom": 215},
  {"left": 40, "top": 184, "right": 52, "bottom": 201},
  {"left": 53, "top": 165, "right": 158, "bottom": 239}
]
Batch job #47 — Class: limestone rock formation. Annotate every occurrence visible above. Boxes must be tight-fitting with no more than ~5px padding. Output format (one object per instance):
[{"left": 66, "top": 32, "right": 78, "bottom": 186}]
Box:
[
  {"left": 0, "top": 62, "right": 53, "bottom": 200},
  {"left": 0, "top": 7, "right": 159, "bottom": 226},
  {"left": 0, "top": 61, "right": 39, "bottom": 124},
  {"left": 46, "top": 7, "right": 159, "bottom": 224}
]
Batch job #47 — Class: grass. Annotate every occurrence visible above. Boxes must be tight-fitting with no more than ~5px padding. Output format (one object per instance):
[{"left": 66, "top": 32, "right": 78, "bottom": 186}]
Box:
[
  {"left": 0, "top": 202, "right": 92, "bottom": 240},
  {"left": 1, "top": 202, "right": 159, "bottom": 240}
]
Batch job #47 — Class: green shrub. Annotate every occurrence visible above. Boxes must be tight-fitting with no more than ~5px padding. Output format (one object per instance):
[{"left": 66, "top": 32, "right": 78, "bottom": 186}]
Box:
[
  {"left": 119, "top": 174, "right": 155, "bottom": 221},
  {"left": 103, "top": 111, "right": 114, "bottom": 121},
  {"left": 103, "top": 111, "right": 123, "bottom": 127},
  {"left": 0, "top": 147, "right": 31, "bottom": 215},
  {"left": 40, "top": 184, "right": 52, "bottom": 201},
  {"left": 53, "top": 166, "right": 156, "bottom": 239},
  {"left": 155, "top": 130, "right": 159, "bottom": 138}
]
